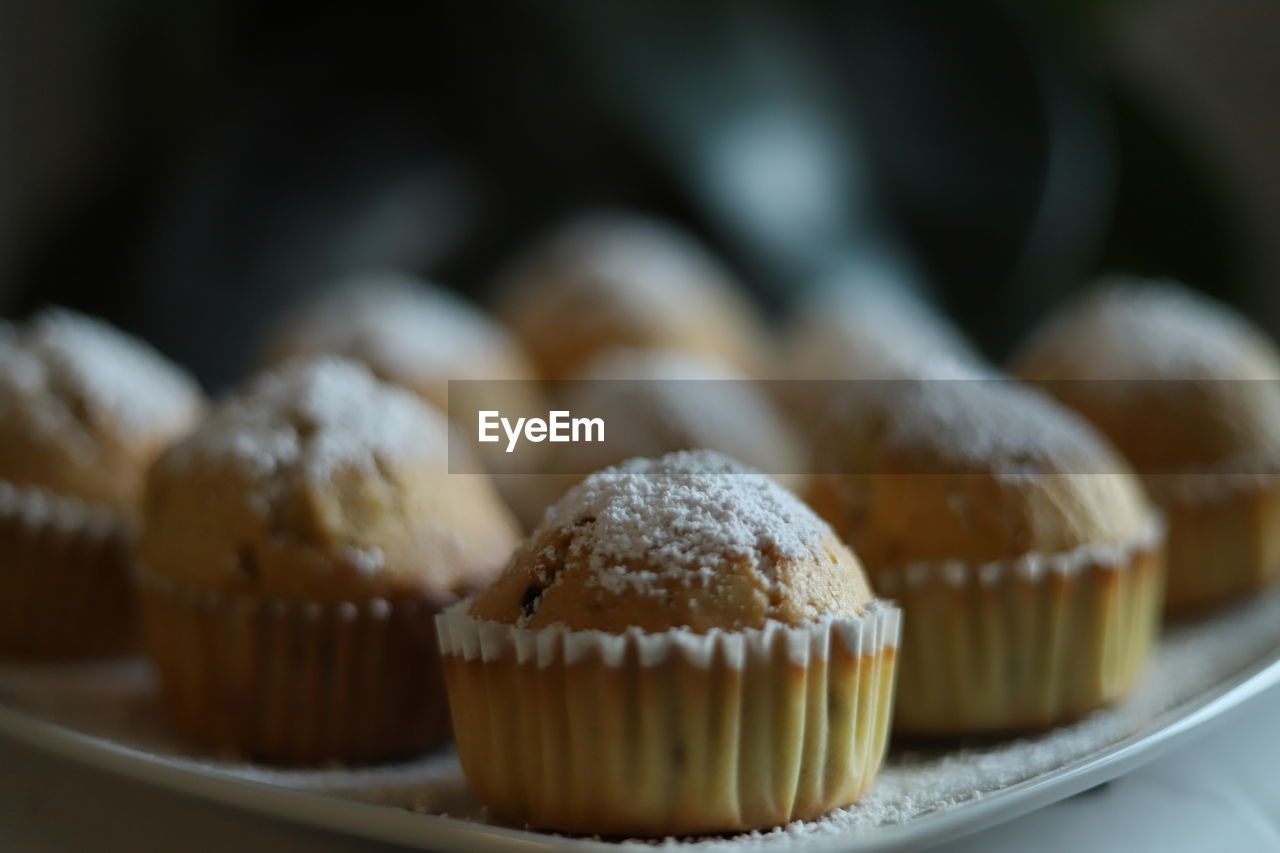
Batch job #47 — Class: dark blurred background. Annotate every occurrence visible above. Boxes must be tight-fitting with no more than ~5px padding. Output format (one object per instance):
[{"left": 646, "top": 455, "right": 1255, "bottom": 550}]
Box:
[{"left": 1, "top": 0, "right": 1277, "bottom": 389}]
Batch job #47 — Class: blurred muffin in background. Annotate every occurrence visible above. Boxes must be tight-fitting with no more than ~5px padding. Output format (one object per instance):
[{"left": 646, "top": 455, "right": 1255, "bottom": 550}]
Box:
[
  {"left": 1013, "top": 277, "right": 1280, "bottom": 615},
  {"left": 492, "top": 211, "right": 769, "bottom": 381},
  {"left": 260, "top": 272, "right": 545, "bottom": 477},
  {"left": 503, "top": 347, "right": 805, "bottom": 528},
  {"left": 780, "top": 280, "right": 989, "bottom": 435},
  {"left": 0, "top": 308, "right": 204, "bottom": 658},
  {"left": 808, "top": 379, "right": 1164, "bottom": 736},
  {"left": 136, "top": 357, "right": 520, "bottom": 762}
]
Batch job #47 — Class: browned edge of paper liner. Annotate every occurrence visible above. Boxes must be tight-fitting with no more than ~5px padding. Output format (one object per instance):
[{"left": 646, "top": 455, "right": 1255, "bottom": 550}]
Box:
[
  {"left": 435, "top": 600, "right": 901, "bottom": 837},
  {"left": 134, "top": 569, "right": 452, "bottom": 764},
  {"left": 873, "top": 516, "right": 1166, "bottom": 737},
  {"left": 1144, "top": 470, "right": 1280, "bottom": 617},
  {"left": 0, "top": 479, "right": 136, "bottom": 658}
]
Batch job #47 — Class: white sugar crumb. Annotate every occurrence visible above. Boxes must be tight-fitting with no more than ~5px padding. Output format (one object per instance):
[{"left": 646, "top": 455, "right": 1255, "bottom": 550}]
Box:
[
  {"left": 270, "top": 272, "right": 521, "bottom": 379},
  {"left": 537, "top": 450, "right": 831, "bottom": 595},
  {"left": 343, "top": 545, "right": 386, "bottom": 575},
  {"left": 168, "top": 356, "right": 448, "bottom": 482},
  {"left": 0, "top": 308, "right": 202, "bottom": 436},
  {"left": 1019, "top": 276, "right": 1280, "bottom": 380}
]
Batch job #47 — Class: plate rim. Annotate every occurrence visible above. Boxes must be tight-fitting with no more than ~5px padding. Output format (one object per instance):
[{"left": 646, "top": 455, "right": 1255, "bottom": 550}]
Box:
[{"left": 2, "top": 648, "right": 1279, "bottom": 852}]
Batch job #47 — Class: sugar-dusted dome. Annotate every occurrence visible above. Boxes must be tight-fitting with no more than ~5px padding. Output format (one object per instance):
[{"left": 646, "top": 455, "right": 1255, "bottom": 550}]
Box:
[
  {"left": 140, "top": 357, "right": 520, "bottom": 602},
  {"left": 469, "top": 450, "right": 873, "bottom": 632},
  {"left": 261, "top": 272, "right": 537, "bottom": 411},
  {"left": 784, "top": 283, "right": 986, "bottom": 382},
  {"left": 808, "top": 380, "right": 1156, "bottom": 570},
  {"left": 493, "top": 212, "right": 767, "bottom": 381},
  {"left": 0, "top": 308, "right": 204, "bottom": 508},
  {"left": 1013, "top": 277, "right": 1280, "bottom": 471}
]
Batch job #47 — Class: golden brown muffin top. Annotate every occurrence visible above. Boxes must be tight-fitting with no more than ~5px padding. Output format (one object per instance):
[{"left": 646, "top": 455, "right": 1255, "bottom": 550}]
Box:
[
  {"left": 261, "top": 272, "right": 536, "bottom": 412},
  {"left": 0, "top": 309, "right": 204, "bottom": 509},
  {"left": 492, "top": 212, "right": 767, "bottom": 381},
  {"left": 139, "top": 357, "right": 520, "bottom": 603},
  {"left": 469, "top": 450, "right": 873, "bottom": 633},
  {"left": 807, "top": 380, "right": 1156, "bottom": 570},
  {"left": 1013, "top": 278, "right": 1280, "bottom": 471}
]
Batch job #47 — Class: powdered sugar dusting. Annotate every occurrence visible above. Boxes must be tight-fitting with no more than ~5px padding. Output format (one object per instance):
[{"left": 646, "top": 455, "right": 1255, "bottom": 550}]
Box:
[
  {"left": 538, "top": 451, "right": 832, "bottom": 599},
  {"left": 0, "top": 308, "right": 202, "bottom": 436},
  {"left": 166, "top": 357, "right": 449, "bottom": 483},
  {"left": 880, "top": 380, "right": 1127, "bottom": 474},
  {"left": 1018, "top": 276, "right": 1280, "bottom": 380},
  {"left": 499, "top": 212, "right": 744, "bottom": 327},
  {"left": 269, "top": 272, "right": 524, "bottom": 380},
  {"left": 785, "top": 284, "right": 989, "bottom": 382},
  {"left": 557, "top": 348, "right": 802, "bottom": 477}
]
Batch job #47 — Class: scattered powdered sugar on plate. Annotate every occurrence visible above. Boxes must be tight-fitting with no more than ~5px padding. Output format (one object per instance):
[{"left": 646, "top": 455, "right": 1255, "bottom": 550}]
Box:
[
  {"left": 165, "top": 356, "right": 450, "bottom": 483},
  {"left": 538, "top": 450, "right": 829, "bottom": 593},
  {"left": 3, "top": 587, "right": 1280, "bottom": 849},
  {"left": 0, "top": 308, "right": 202, "bottom": 436}
]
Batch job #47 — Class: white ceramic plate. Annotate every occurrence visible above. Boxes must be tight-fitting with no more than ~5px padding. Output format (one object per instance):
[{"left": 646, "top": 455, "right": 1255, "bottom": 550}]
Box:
[{"left": 3, "top": 590, "right": 1280, "bottom": 853}]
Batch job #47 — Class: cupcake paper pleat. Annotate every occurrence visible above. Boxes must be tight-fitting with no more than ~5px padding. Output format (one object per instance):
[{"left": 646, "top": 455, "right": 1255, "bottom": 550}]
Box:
[{"left": 436, "top": 602, "right": 900, "bottom": 836}]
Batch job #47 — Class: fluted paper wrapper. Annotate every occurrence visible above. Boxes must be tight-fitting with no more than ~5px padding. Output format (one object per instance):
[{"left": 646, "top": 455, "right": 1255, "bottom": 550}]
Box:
[
  {"left": 136, "top": 571, "right": 451, "bottom": 764},
  {"left": 436, "top": 601, "right": 900, "bottom": 837},
  {"left": 0, "top": 481, "right": 135, "bottom": 658},
  {"left": 1145, "top": 472, "right": 1280, "bottom": 616},
  {"left": 876, "top": 525, "right": 1165, "bottom": 737}
]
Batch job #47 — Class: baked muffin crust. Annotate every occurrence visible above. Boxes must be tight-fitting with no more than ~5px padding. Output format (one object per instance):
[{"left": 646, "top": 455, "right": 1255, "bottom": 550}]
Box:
[
  {"left": 0, "top": 309, "right": 203, "bottom": 509},
  {"left": 470, "top": 450, "right": 872, "bottom": 632},
  {"left": 140, "top": 357, "right": 519, "bottom": 603}
]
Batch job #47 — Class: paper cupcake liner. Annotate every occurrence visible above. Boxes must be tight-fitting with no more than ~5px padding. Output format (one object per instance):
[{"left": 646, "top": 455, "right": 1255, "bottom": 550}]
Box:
[
  {"left": 1144, "top": 471, "right": 1280, "bottom": 616},
  {"left": 874, "top": 522, "right": 1164, "bottom": 737},
  {"left": 135, "top": 571, "right": 452, "bottom": 764},
  {"left": 436, "top": 601, "right": 900, "bottom": 837},
  {"left": 0, "top": 480, "right": 135, "bottom": 659}
]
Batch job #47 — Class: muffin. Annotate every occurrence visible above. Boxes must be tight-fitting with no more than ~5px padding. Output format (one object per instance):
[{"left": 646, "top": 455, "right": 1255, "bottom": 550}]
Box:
[
  {"left": 1012, "top": 278, "right": 1280, "bottom": 615},
  {"left": 780, "top": 280, "right": 988, "bottom": 436},
  {"left": 0, "top": 309, "right": 203, "bottom": 657},
  {"left": 136, "top": 357, "right": 520, "bottom": 762},
  {"left": 492, "top": 211, "right": 767, "bottom": 381},
  {"left": 439, "top": 450, "right": 900, "bottom": 836},
  {"left": 807, "top": 380, "right": 1163, "bottom": 736},
  {"left": 260, "top": 272, "right": 545, "bottom": 475},
  {"left": 503, "top": 347, "right": 806, "bottom": 528}
]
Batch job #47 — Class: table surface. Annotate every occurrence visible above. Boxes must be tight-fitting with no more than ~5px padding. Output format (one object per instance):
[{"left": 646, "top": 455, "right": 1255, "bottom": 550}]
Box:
[{"left": 3, "top": 685, "right": 1279, "bottom": 853}]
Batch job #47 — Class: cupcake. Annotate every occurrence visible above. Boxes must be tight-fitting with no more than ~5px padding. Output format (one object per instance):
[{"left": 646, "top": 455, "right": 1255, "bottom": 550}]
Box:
[
  {"left": 438, "top": 450, "right": 900, "bottom": 836},
  {"left": 503, "top": 347, "right": 805, "bottom": 528},
  {"left": 807, "top": 380, "right": 1163, "bottom": 735},
  {"left": 780, "top": 280, "right": 988, "bottom": 436},
  {"left": 492, "top": 211, "right": 767, "bottom": 381},
  {"left": 136, "top": 357, "right": 520, "bottom": 762},
  {"left": 1012, "top": 278, "right": 1280, "bottom": 615},
  {"left": 784, "top": 281, "right": 983, "bottom": 383},
  {"left": 260, "top": 272, "right": 545, "bottom": 475},
  {"left": 0, "top": 309, "right": 203, "bottom": 658}
]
